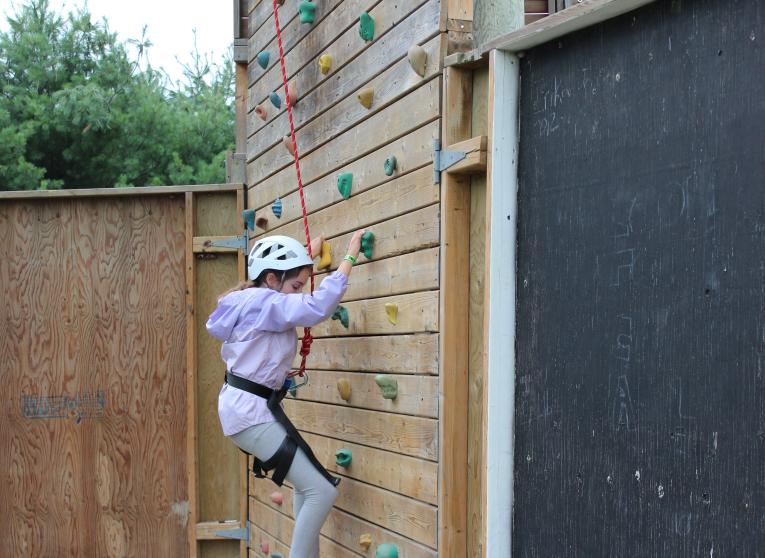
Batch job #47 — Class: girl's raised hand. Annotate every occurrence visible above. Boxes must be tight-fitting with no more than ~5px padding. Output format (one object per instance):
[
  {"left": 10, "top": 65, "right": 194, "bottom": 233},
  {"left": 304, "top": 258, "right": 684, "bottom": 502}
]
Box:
[
  {"left": 346, "top": 229, "right": 365, "bottom": 259},
  {"left": 308, "top": 235, "right": 324, "bottom": 259}
]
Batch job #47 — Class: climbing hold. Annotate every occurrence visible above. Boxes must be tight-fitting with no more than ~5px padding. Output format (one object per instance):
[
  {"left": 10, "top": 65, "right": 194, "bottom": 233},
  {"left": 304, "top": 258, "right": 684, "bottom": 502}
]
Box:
[
  {"left": 384, "top": 155, "right": 397, "bottom": 176},
  {"left": 317, "top": 241, "right": 332, "bottom": 270},
  {"left": 384, "top": 303, "right": 398, "bottom": 325},
  {"left": 256, "top": 51, "right": 270, "bottom": 69},
  {"left": 283, "top": 377, "right": 298, "bottom": 397},
  {"left": 337, "top": 172, "right": 353, "bottom": 199},
  {"left": 242, "top": 209, "right": 256, "bottom": 231},
  {"left": 335, "top": 448, "right": 353, "bottom": 468},
  {"left": 375, "top": 543, "right": 399, "bottom": 558},
  {"left": 255, "top": 104, "right": 268, "bottom": 121},
  {"left": 375, "top": 375, "right": 398, "bottom": 400},
  {"left": 407, "top": 44, "right": 427, "bottom": 77},
  {"left": 298, "top": 1, "right": 316, "bottom": 24},
  {"left": 357, "top": 87, "right": 374, "bottom": 109},
  {"left": 271, "top": 554, "right": 283, "bottom": 558},
  {"left": 270, "top": 491, "right": 284, "bottom": 506},
  {"left": 269, "top": 92, "right": 282, "bottom": 108},
  {"left": 319, "top": 53, "right": 333, "bottom": 75},
  {"left": 272, "top": 198, "right": 283, "bottom": 219},
  {"left": 260, "top": 541, "right": 270, "bottom": 553},
  {"left": 359, "top": 12, "right": 374, "bottom": 41},
  {"left": 283, "top": 135, "right": 295, "bottom": 156},
  {"left": 256, "top": 216, "right": 269, "bottom": 230},
  {"left": 361, "top": 231, "right": 375, "bottom": 259},
  {"left": 332, "top": 306, "right": 349, "bottom": 329},
  {"left": 359, "top": 534, "right": 373, "bottom": 551},
  {"left": 287, "top": 79, "right": 298, "bottom": 106},
  {"left": 337, "top": 378, "right": 351, "bottom": 401}
]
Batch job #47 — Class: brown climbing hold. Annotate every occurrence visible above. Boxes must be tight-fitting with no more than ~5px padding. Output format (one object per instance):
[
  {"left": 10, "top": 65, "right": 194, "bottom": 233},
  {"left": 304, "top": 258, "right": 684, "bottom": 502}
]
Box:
[
  {"left": 357, "top": 87, "right": 374, "bottom": 109},
  {"left": 283, "top": 136, "right": 295, "bottom": 156},
  {"left": 337, "top": 378, "right": 351, "bottom": 401},
  {"left": 359, "top": 533, "right": 373, "bottom": 551},
  {"left": 408, "top": 44, "right": 427, "bottom": 77},
  {"left": 256, "top": 216, "right": 268, "bottom": 230},
  {"left": 317, "top": 241, "right": 332, "bottom": 270},
  {"left": 319, "top": 53, "right": 333, "bottom": 75},
  {"left": 255, "top": 104, "right": 268, "bottom": 121},
  {"left": 270, "top": 491, "right": 284, "bottom": 506},
  {"left": 287, "top": 79, "right": 298, "bottom": 106}
]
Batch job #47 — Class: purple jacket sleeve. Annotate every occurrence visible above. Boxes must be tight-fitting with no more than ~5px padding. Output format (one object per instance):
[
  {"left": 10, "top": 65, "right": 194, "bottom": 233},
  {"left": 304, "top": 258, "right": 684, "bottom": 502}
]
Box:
[{"left": 252, "top": 271, "right": 348, "bottom": 332}]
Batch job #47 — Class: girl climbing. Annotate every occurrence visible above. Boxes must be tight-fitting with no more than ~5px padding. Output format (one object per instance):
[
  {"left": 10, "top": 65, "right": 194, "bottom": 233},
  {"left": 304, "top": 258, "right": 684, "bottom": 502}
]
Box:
[{"left": 206, "top": 231, "right": 364, "bottom": 558}]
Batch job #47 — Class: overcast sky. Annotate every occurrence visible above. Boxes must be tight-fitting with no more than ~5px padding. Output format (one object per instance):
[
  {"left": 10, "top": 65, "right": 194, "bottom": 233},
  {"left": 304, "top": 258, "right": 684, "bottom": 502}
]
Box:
[{"left": 0, "top": 0, "right": 234, "bottom": 84}]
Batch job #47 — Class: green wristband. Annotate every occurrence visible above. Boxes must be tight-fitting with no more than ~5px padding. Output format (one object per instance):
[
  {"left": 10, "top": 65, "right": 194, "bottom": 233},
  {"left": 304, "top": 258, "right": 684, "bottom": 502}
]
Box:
[{"left": 343, "top": 254, "right": 357, "bottom": 265}]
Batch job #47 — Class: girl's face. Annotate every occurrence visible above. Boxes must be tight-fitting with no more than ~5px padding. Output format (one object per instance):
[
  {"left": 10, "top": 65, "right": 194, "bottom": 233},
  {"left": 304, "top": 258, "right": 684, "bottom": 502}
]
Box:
[{"left": 279, "top": 267, "right": 311, "bottom": 294}]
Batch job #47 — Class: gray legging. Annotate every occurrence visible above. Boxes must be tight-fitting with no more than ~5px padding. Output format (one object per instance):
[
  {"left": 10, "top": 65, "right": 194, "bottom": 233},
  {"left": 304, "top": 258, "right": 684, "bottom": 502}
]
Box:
[{"left": 230, "top": 421, "right": 337, "bottom": 558}]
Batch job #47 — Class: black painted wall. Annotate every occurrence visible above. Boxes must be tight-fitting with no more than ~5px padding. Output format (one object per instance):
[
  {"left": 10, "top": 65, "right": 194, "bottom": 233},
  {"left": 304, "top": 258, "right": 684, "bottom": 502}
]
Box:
[{"left": 514, "top": 0, "right": 765, "bottom": 555}]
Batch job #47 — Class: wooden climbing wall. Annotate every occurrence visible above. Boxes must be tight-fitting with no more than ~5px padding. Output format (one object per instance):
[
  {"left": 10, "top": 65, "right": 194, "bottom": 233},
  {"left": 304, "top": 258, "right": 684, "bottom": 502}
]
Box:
[{"left": 243, "top": 0, "right": 445, "bottom": 555}]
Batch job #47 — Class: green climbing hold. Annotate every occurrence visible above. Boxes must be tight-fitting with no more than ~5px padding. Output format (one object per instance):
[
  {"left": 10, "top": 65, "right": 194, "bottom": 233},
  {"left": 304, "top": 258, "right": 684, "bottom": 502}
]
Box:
[
  {"left": 375, "top": 375, "right": 398, "bottom": 400},
  {"left": 384, "top": 156, "right": 397, "bottom": 176},
  {"left": 335, "top": 449, "right": 352, "bottom": 468},
  {"left": 256, "top": 51, "right": 270, "bottom": 69},
  {"left": 359, "top": 12, "right": 374, "bottom": 41},
  {"left": 332, "top": 306, "right": 349, "bottom": 328},
  {"left": 375, "top": 543, "right": 399, "bottom": 558},
  {"left": 242, "top": 209, "right": 256, "bottom": 231},
  {"left": 337, "top": 172, "right": 353, "bottom": 199},
  {"left": 361, "top": 231, "right": 375, "bottom": 259},
  {"left": 298, "top": 1, "right": 316, "bottom": 24}
]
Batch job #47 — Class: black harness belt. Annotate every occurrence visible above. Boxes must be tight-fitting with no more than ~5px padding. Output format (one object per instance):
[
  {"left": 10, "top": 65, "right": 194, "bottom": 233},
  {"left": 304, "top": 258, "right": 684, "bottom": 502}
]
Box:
[{"left": 225, "top": 371, "right": 340, "bottom": 487}]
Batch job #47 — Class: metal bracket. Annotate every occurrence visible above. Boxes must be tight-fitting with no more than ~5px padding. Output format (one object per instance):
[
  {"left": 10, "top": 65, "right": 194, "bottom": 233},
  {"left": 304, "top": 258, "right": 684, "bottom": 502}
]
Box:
[
  {"left": 215, "top": 522, "right": 250, "bottom": 544},
  {"left": 433, "top": 139, "right": 467, "bottom": 184},
  {"left": 208, "top": 233, "right": 249, "bottom": 254}
]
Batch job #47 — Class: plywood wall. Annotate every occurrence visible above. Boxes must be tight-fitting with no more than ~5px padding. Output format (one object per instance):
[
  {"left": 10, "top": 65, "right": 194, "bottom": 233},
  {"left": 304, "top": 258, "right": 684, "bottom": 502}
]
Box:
[{"left": 244, "top": 0, "right": 444, "bottom": 555}]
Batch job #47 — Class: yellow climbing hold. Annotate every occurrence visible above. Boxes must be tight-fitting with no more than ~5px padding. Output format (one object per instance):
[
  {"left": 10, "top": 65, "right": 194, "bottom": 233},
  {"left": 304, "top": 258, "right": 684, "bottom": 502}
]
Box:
[
  {"left": 359, "top": 534, "right": 373, "bottom": 551},
  {"left": 317, "top": 241, "right": 332, "bottom": 270},
  {"left": 357, "top": 87, "right": 374, "bottom": 109},
  {"left": 319, "top": 53, "right": 333, "bottom": 75},
  {"left": 384, "top": 303, "right": 398, "bottom": 325},
  {"left": 337, "top": 378, "right": 351, "bottom": 402}
]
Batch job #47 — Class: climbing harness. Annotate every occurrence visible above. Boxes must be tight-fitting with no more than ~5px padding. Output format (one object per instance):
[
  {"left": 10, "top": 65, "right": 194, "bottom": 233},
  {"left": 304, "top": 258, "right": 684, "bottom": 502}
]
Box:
[{"left": 225, "top": 371, "right": 340, "bottom": 487}]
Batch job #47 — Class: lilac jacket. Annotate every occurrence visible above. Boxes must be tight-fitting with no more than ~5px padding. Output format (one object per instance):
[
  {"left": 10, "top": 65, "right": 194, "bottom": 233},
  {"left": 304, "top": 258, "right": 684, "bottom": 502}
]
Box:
[{"left": 207, "top": 272, "right": 348, "bottom": 436}]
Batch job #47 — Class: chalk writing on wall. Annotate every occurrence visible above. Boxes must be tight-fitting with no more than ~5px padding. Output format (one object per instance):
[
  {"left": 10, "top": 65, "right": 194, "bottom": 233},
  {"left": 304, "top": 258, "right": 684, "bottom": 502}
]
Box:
[{"left": 21, "top": 391, "right": 106, "bottom": 423}]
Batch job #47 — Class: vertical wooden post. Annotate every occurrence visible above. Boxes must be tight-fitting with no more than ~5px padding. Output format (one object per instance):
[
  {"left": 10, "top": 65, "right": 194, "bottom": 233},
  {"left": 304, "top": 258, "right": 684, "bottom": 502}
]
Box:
[
  {"left": 235, "top": 186, "right": 248, "bottom": 558},
  {"left": 473, "top": 0, "right": 525, "bottom": 50},
  {"left": 439, "top": 66, "right": 474, "bottom": 558},
  {"left": 185, "top": 192, "right": 199, "bottom": 558}
]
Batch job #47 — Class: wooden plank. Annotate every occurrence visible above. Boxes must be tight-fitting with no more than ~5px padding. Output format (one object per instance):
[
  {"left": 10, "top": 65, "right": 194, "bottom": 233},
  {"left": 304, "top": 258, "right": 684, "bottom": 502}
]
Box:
[
  {"left": 0, "top": 183, "right": 242, "bottom": 200},
  {"left": 247, "top": 75, "right": 440, "bottom": 188},
  {"left": 247, "top": 32, "right": 442, "bottom": 162},
  {"left": 480, "top": 0, "right": 657, "bottom": 54},
  {"left": 283, "top": 399, "right": 438, "bottom": 460},
  {"left": 526, "top": 0, "right": 549, "bottom": 11},
  {"left": 252, "top": 485, "right": 438, "bottom": 556},
  {"left": 438, "top": 65, "right": 473, "bottom": 558},
  {"left": 236, "top": 63, "right": 248, "bottom": 154},
  {"left": 186, "top": 192, "right": 199, "bottom": 558},
  {"left": 309, "top": 291, "right": 439, "bottom": 337},
  {"left": 295, "top": 333, "right": 439, "bottom": 374},
  {"left": 192, "top": 236, "right": 241, "bottom": 253},
  {"left": 473, "top": 0, "right": 524, "bottom": 50},
  {"left": 196, "top": 520, "right": 241, "bottom": 540},
  {"left": 248, "top": 119, "right": 437, "bottom": 219},
  {"left": 236, "top": 189, "right": 247, "bottom": 558},
  {"left": 291, "top": 370, "right": 438, "bottom": 418},
  {"left": 313, "top": 247, "right": 440, "bottom": 302},
  {"left": 298, "top": 432, "right": 438, "bottom": 504},
  {"left": 448, "top": 0, "right": 473, "bottom": 20},
  {"left": 444, "top": 135, "right": 488, "bottom": 175},
  {"left": 256, "top": 166, "right": 439, "bottom": 252},
  {"left": 250, "top": 524, "right": 291, "bottom": 558},
  {"left": 247, "top": 0, "right": 298, "bottom": 46}
]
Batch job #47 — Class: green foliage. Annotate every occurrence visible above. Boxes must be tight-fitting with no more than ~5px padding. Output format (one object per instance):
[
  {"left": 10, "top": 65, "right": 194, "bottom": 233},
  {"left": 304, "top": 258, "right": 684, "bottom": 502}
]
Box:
[{"left": 0, "top": 0, "right": 234, "bottom": 190}]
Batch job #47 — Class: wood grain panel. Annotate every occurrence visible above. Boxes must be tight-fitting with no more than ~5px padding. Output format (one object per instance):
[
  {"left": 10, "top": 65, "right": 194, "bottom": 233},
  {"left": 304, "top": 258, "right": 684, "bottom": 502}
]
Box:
[{"left": 0, "top": 196, "right": 188, "bottom": 557}]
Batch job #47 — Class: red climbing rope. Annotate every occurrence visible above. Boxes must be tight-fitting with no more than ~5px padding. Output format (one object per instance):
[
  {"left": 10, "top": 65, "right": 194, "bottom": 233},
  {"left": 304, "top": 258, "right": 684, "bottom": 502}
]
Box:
[{"left": 271, "top": 0, "right": 313, "bottom": 380}]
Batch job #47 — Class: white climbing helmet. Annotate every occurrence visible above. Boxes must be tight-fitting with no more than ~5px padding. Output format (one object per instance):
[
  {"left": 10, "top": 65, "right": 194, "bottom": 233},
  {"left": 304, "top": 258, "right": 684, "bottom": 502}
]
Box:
[{"left": 247, "top": 235, "right": 314, "bottom": 281}]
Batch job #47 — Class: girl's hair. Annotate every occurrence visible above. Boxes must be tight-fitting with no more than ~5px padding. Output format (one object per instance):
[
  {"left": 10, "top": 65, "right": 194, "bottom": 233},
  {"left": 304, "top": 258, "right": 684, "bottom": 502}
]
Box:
[{"left": 218, "top": 265, "right": 312, "bottom": 300}]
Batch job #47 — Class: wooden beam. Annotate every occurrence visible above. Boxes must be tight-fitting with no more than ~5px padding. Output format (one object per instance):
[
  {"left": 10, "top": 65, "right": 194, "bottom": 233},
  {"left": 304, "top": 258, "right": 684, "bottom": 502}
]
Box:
[
  {"left": 192, "top": 236, "right": 242, "bottom": 254},
  {"left": 185, "top": 192, "right": 199, "bottom": 558},
  {"left": 195, "top": 520, "right": 241, "bottom": 540},
  {"left": 443, "top": 135, "right": 488, "bottom": 175},
  {"left": 473, "top": 0, "right": 524, "bottom": 50},
  {"left": 480, "top": 0, "right": 658, "bottom": 54},
  {"left": 0, "top": 183, "right": 243, "bottom": 200}
]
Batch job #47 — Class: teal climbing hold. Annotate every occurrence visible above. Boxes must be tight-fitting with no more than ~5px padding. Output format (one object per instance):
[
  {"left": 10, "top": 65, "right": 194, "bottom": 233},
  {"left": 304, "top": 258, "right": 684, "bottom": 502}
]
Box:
[
  {"left": 335, "top": 449, "right": 352, "bottom": 468},
  {"left": 269, "top": 92, "right": 281, "bottom": 108},
  {"left": 384, "top": 156, "right": 397, "bottom": 176},
  {"left": 337, "top": 172, "right": 353, "bottom": 199},
  {"left": 298, "top": 1, "right": 316, "bottom": 24},
  {"left": 271, "top": 553, "right": 284, "bottom": 558},
  {"left": 272, "top": 198, "right": 283, "bottom": 218},
  {"left": 375, "top": 543, "right": 399, "bottom": 558},
  {"left": 359, "top": 12, "right": 374, "bottom": 41},
  {"left": 242, "top": 209, "right": 256, "bottom": 231},
  {"left": 361, "top": 231, "right": 375, "bottom": 259},
  {"left": 332, "top": 306, "right": 349, "bottom": 329},
  {"left": 256, "top": 51, "right": 270, "bottom": 69}
]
